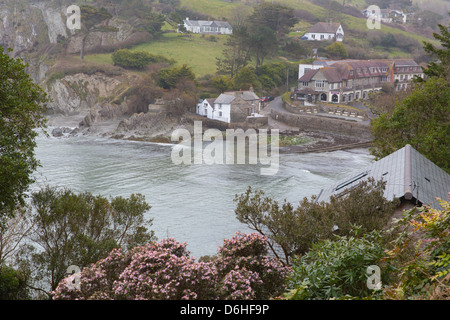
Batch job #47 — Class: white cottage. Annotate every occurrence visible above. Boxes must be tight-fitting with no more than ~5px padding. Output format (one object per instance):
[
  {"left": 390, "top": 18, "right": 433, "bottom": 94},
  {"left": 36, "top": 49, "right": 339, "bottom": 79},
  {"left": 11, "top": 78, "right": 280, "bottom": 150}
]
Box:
[
  {"left": 197, "top": 90, "right": 260, "bottom": 124},
  {"left": 196, "top": 98, "right": 215, "bottom": 118},
  {"left": 180, "top": 18, "right": 233, "bottom": 35},
  {"left": 303, "top": 22, "right": 344, "bottom": 42}
]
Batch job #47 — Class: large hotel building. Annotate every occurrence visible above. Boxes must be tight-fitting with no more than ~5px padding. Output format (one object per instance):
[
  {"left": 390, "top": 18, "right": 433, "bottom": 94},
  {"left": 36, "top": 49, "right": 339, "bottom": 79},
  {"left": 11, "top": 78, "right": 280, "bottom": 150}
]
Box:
[{"left": 294, "top": 59, "right": 424, "bottom": 104}]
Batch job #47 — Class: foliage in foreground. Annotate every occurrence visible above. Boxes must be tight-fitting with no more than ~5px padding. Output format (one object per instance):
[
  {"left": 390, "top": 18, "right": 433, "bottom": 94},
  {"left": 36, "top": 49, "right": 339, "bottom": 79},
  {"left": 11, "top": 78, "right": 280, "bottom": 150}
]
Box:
[
  {"left": 370, "top": 21, "right": 450, "bottom": 173},
  {"left": 16, "top": 186, "right": 154, "bottom": 295},
  {"left": 286, "top": 228, "right": 388, "bottom": 300},
  {"left": 384, "top": 195, "right": 450, "bottom": 300},
  {"left": 234, "top": 178, "right": 398, "bottom": 265},
  {"left": 51, "top": 233, "right": 290, "bottom": 300},
  {"left": 0, "top": 47, "right": 48, "bottom": 223}
]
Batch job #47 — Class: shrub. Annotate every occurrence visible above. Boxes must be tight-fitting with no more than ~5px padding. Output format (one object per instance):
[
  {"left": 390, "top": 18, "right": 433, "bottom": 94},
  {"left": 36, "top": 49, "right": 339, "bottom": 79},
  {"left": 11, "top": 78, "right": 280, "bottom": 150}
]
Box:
[
  {"left": 324, "top": 42, "right": 348, "bottom": 59},
  {"left": 112, "top": 49, "right": 175, "bottom": 69},
  {"left": 234, "top": 178, "right": 399, "bottom": 265},
  {"left": 384, "top": 196, "right": 450, "bottom": 299},
  {"left": 158, "top": 64, "right": 196, "bottom": 89},
  {"left": 51, "top": 233, "right": 290, "bottom": 300},
  {"left": 286, "top": 228, "right": 388, "bottom": 300}
]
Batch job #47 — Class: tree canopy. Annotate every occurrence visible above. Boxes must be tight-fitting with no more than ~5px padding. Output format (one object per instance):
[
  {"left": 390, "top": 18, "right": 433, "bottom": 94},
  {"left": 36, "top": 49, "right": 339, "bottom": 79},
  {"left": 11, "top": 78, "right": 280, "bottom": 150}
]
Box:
[
  {"left": 0, "top": 48, "right": 48, "bottom": 223},
  {"left": 217, "top": 3, "right": 297, "bottom": 75},
  {"left": 370, "top": 21, "right": 450, "bottom": 173}
]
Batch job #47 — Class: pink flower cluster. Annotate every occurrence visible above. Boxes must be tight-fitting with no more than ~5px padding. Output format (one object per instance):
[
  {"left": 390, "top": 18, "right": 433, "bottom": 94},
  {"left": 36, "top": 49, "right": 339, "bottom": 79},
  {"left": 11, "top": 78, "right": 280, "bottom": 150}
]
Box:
[{"left": 52, "top": 233, "right": 291, "bottom": 300}]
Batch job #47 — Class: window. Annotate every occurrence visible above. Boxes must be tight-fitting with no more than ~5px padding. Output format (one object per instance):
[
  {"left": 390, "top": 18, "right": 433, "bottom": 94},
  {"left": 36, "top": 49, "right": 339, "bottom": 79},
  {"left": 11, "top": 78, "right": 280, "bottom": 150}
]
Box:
[
  {"left": 320, "top": 34, "right": 325, "bottom": 39},
  {"left": 218, "top": 105, "right": 222, "bottom": 110},
  {"left": 302, "top": 82, "right": 309, "bottom": 86},
  {"left": 219, "top": 111, "right": 223, "bottom": 117},
  {"left": 315, "top": 80, "right": 325, "bottom": 88}
]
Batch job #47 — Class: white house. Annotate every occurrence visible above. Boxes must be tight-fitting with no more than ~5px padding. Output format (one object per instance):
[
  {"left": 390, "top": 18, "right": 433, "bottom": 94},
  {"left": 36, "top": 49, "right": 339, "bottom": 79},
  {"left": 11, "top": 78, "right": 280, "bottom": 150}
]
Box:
[
  {"left": 298, "top": 63, "right": 324, "bottom": 80},
  {"left": 303, "top": 22, "right": 344, "bottom": 42},
  {"left": 361, "top": 8, "right": 407, "bottom": 24},
  {"left": 196, "top": 98, "right": 215, "bottom": 118},
  {"left": 180, "top": 18, "right": 233, "bottom": 35},
  {"left": 196, "top": 90, "right": 260, "bottom": 124}
]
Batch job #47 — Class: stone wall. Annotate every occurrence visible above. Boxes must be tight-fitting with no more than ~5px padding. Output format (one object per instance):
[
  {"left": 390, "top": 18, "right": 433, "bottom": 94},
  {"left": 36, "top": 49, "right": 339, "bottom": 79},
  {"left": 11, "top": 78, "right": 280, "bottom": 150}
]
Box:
[
  {"left": 271, "top": 109, "right": 372, "bottom": 140},
  {"left": 185, "top": 114, "right": 268, "bottom": 131},
  {"left": 283, "top": 101, "right": 368, "bottom": 120}
]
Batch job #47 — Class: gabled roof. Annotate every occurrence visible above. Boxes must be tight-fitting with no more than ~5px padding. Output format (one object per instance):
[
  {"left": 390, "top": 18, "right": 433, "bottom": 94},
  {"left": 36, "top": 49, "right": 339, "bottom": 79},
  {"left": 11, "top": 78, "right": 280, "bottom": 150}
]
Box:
[
  {"left": 314, "top": 145, "right": 450, "bottom": 209},
  {"left": 299, "top": 67, "right": 347, "bottom": 83},
  {"left": 214, "top": 90, "right": 260, "bottom": 104},
  {"left": 307, "top": 22, "right": 341, "bottom": 34},
  {"left": 321, "top": 67, "right": 347, "bottom": 83},
  {"left": 206, "top": 98, "right": 216, "bottom": 106},
  {"left": 299, "top": 69, "right": 320, "bottom": 82},
  {"left": 214, "top": 93, "right": 235, "bottom": 104},
  {"left": 184, "top": 19, "right": 232, "bottom": 29}
]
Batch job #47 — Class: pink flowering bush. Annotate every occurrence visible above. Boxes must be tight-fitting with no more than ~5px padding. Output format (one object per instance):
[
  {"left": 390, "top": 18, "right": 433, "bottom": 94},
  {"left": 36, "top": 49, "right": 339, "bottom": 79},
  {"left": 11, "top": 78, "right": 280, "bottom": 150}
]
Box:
[
  {"left": 215, "top": 232, "right": 291, "bottom": 299},
  {"left": 52, "top": 233, "right": 290, "bottom": 300}
]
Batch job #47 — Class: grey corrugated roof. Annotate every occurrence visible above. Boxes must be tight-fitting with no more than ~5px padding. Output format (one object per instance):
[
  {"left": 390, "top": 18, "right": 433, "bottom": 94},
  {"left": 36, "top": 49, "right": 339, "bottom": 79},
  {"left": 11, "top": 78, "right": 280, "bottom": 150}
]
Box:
[{"left": 315, "top": 145, "right": 450, "bottom": 209}]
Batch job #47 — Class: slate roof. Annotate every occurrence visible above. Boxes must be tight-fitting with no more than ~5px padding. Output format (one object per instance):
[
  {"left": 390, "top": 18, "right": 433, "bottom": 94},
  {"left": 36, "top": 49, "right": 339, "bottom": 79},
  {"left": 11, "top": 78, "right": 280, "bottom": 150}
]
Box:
[
  {"left": 214, "top": 90, "right": 259, "bottom": 104},
  {"left": 299, "top": 66, "right": 348, "bottom": 83},
  {"left": 314, "top": 145, "right": 450, "bottom": 209},
  {"left": 307, "top": 22, "right": 341, "bottom": 34},
  {"left": 299, "top": 69, "right": 320, "bottom": 82},
  {"left": 321, "top": 67, "right": 347, "bottom": 83},
  {"left": 184, "top": 19, "right": 232, "bottom": 29},
  {"left": 214, "top": 93, "right": 235, "bottom": 104}
]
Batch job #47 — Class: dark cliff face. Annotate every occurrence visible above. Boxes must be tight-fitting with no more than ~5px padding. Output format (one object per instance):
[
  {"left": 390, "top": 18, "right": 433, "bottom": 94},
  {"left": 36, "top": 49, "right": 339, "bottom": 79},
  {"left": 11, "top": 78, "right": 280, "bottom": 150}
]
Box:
[{"left": 0, "top": 0, "right": 136, "bottom": 83}]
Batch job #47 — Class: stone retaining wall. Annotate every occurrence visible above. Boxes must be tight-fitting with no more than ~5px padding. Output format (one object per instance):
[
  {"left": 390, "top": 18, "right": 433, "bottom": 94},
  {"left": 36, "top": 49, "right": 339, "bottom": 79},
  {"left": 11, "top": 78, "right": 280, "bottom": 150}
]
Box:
[
  {"left": 283, "top": 101, "right": 367, "bottom": 120},
  {"left": 271, "top": 109, "right": 372, "bottom": 140},
  {"left": 184, "top": 114, "right": 268, "bottom": 131}
]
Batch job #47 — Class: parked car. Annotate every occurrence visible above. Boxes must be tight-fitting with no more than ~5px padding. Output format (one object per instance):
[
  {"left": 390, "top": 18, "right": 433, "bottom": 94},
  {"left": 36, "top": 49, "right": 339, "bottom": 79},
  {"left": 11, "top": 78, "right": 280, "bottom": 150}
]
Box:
[{"left": 260, "top": 96, "right": 274, "bottom": 103}]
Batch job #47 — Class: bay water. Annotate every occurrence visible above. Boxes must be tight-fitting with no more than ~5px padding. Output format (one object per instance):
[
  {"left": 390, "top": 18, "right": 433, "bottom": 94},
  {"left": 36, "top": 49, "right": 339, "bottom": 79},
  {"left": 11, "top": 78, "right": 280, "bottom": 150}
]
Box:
[{"left": 33, "top": 131, "right": 374, "bottom": 258}]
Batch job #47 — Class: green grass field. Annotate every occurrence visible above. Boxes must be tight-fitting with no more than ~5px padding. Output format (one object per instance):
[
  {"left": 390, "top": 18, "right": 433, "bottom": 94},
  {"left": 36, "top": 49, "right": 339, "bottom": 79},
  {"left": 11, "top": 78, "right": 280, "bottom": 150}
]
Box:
[
  {"left": 179, "top": 0, "right": 240, "bottom": 19},
  {"left": 84, "top": 32, "right": 228, "bottom": 76}
]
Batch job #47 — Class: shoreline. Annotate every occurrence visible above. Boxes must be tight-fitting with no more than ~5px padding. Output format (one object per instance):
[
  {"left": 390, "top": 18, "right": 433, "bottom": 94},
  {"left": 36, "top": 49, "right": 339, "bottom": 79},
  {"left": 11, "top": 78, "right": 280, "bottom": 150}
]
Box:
[{"left": 44, "top": 116, "right": 372, "bottom": 155}]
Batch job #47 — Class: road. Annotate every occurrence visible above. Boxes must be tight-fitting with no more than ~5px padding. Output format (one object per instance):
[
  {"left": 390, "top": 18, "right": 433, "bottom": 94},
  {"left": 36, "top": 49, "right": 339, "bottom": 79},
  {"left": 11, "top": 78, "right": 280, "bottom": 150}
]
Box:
[{"left": 259, "top": 96, "right": 300, "bottom": 132}]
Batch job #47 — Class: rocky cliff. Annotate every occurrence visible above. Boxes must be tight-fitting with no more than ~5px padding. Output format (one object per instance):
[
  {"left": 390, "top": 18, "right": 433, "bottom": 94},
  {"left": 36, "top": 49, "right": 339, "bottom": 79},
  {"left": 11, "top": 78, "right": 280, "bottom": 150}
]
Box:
[
  {"left": 0, "top": 0, "right": 172, "bottom": 138},
  {"left": 0, "top": 0, "right": 138, "bottom": 83}
]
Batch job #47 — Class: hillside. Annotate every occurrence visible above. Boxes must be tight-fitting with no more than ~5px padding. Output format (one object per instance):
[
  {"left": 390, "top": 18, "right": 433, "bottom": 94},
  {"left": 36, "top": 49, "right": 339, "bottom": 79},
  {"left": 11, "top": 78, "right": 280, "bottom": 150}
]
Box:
[
  {"left": 79, "top": 0, "right": 444, "bottom": 77},
  {"left": 0, "top": 0, "right": 446, "bottom": 138}
]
